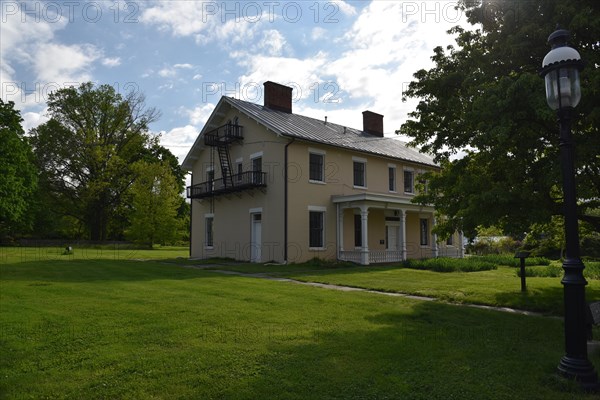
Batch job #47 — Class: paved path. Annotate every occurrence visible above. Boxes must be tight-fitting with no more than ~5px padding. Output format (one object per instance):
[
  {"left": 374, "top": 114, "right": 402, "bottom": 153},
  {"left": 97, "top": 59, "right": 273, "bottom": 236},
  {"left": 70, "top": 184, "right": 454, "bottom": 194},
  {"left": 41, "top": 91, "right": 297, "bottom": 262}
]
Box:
[{"left": 177, "top": 263, "right": 555, "bottom": 319}]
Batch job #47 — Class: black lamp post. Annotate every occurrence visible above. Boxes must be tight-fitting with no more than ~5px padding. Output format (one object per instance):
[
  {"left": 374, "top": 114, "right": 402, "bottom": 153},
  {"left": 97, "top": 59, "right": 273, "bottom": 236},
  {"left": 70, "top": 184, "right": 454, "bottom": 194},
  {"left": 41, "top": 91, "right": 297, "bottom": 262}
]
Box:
[{"left": 540, "top": 27, "right": 598, "bottom": 387}]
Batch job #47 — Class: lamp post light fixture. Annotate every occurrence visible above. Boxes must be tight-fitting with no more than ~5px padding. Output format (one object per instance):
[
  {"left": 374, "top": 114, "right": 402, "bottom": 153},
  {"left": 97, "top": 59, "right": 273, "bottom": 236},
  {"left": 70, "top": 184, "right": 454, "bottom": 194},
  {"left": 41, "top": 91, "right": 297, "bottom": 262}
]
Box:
[{"left": 540, "top": 27, "right": 598, "bottom": 387}]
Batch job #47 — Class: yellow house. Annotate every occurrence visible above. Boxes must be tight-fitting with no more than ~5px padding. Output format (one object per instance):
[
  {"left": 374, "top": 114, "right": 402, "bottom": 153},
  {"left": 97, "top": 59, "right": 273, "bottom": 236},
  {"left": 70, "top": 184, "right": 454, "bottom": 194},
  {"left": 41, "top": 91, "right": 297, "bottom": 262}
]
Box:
[{"left": 182, "top": 81, "right": 463, "bottom": 264}]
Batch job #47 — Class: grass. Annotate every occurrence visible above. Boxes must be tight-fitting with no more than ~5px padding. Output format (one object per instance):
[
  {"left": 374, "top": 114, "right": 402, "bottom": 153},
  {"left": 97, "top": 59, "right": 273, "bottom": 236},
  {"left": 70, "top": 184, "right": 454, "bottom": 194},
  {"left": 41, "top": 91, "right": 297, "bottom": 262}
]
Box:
[
  {"left": 584, "top": 261, "right": 600, "bottom": 280},
  {"left": 239, "top": 263, "right": 599, "bottom": 316},
  {"left": 517, "top": 261, "right": 600, "bottom": 280},
  {"left": 403, "top": 257, "right": 497, "bottom": 272},
  {"left": 474, "top": 254, "right": 551, "bottom": 267},
  {"left": 2, "top": 252, "right": 600, "bottom": 398},
  {"left": 0, "top": 245, "right": 189, "bottom": 264}
]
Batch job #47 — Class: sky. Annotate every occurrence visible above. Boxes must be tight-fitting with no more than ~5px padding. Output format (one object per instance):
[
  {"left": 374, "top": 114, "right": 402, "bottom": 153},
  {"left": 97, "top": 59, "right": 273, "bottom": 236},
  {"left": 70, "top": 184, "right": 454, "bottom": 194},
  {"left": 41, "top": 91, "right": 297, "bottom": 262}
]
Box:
[{"left": 1, "top": 0, "right": 469, "bottom": 164}]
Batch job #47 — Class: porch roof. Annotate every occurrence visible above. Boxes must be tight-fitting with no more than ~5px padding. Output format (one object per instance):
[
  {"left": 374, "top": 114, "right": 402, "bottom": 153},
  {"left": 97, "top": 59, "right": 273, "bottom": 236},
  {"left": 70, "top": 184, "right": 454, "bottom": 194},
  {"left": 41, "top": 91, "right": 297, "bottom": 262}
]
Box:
[{"left": 331, "top": 193, "right": 435, "bottom": 212}]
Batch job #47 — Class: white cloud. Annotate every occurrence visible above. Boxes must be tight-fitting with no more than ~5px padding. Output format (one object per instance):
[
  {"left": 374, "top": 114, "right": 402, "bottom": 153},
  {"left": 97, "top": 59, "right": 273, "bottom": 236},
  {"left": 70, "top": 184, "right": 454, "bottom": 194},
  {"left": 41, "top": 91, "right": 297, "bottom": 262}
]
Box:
[
  {"left": 142, "top": 1, "right": 265, "bottom": 47},
  {"left": 158, "top": 68, "right": 177, "bottom": 78},
  {"left": 229, "top": 1, "right": 465, "bottom": 134},
  {"left": 258, "top": 30, "right": 286, "bottom": 56},
  {"left": 141, "top": 2, "right": 209, "bottom": 37},
  {"left": 158, "top": 125, "right": 202, "bottom": 163},
  {"left": 157, "top": 63, "right": 196, "bottom": 78},
  {"left": 331, "top": 0, "right": 358, "bottom": 17},
  {"left": 238, "top": 52, "right": 329, "bottom": 101},
  {"left": 22, "top": 110, "right": 49, "bottom": 132},
  {"left": 34, "top": 43, "right": 100, "bottom": 83},
  {"left": 102, "top": 57, "right": 121, "bottom": 67},
  {"left": 311, "top": 27, "right": 326, "bottom": 41},
  {"left": 0, "top": 3, "right": 100, "bottom": 111},
  {"left": 193, "top": 74, "right": 203, "bottom": 80},
  {"left": 186, "top": 103, "right": 216, "bottom": 126}
]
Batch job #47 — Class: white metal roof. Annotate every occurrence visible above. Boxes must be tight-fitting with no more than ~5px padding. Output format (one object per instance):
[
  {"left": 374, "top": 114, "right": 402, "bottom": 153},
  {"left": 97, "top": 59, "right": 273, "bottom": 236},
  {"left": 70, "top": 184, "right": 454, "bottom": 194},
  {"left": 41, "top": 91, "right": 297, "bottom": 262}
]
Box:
[{"left": 181, "top": 96, "right": 437, "bottom": 170}]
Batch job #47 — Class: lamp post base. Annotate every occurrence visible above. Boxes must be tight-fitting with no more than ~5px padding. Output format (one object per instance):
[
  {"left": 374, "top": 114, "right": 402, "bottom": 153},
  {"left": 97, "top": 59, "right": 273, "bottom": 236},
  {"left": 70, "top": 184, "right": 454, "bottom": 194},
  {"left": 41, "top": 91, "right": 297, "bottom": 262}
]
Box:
[{"left": 558, "top": 356, "right": 599, "bottom": 390}]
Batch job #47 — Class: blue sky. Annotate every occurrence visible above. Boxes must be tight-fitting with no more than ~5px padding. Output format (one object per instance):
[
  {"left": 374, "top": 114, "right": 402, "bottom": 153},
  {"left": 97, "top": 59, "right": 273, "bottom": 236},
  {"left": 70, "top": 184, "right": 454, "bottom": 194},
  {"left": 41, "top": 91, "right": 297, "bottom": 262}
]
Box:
[{"left": 1, "top": 1, "right": 467, "bottom": 162}]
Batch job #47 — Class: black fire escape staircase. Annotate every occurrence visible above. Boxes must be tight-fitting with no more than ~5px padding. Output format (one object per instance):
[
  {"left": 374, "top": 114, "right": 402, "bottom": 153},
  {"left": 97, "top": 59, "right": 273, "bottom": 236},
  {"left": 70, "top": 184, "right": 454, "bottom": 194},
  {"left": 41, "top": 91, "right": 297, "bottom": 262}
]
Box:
[
  {"left": 216, "top": 142, "right": 234, "bottom": 189},
  {"left": 188, "top": 121, "right": 268, "bottom": 199}
]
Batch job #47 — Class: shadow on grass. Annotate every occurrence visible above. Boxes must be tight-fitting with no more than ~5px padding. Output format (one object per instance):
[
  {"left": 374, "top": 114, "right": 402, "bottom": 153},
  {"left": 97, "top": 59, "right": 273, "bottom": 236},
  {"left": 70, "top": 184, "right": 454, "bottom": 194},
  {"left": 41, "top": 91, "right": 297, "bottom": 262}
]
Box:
[
  {"left": 494, "top": 286, "right": 566, "bottom": 315},
  {"left": 215, "top": 301, "right": 594, "bottom": 400},
  {"left": 0, "top": 259, "right": 236, "bottom": 283}
]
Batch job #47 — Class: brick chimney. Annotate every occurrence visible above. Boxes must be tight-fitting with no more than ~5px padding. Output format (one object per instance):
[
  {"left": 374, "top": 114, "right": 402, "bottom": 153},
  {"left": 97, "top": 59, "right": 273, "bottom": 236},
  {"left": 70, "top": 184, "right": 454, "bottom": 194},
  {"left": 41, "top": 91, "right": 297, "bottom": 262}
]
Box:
[
  {"left": 362, "top": 111, "right": 384, "bottom": 137},
  {"left": 263, "top": 81, "right": 293, "bottom": 113}
]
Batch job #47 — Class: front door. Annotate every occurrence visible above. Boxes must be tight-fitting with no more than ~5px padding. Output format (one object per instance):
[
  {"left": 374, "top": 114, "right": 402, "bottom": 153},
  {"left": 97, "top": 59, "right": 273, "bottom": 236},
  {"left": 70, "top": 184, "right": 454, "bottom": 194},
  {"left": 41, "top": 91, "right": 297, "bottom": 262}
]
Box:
[
  {"left": 251, "top": 214, "right": 262, "bottom": 262},
  {"left": 386, "top": 225, "right": 398, "bottom": 251}
]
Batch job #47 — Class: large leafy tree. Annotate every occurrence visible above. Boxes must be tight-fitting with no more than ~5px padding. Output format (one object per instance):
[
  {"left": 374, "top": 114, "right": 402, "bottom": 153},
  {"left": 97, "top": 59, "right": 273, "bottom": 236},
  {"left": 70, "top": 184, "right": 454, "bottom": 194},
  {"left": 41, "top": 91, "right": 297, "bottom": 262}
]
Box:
[
  {"left": 29, "top": 82, "right": 178, "bottom": 241},
  {"left": 0, "top": 99, "right": 37, "bottom": 238},
  {"left": 400, "top": 0, "right": 600, "bottom": 239},
  {"left": 126, "top": 161, "right": 181, "bottom": 248}
]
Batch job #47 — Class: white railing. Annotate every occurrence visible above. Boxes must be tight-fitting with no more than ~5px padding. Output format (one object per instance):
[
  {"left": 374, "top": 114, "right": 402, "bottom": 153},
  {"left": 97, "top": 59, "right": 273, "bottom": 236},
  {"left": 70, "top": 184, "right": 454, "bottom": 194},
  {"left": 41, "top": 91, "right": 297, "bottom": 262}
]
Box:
[
  {"left": 339, "top": 251, "right": 362, "bottom": 264},
  {"left": 369, "top": 250, "right": 403, "bottom": 263},
  {"left": 437, "top": 247, "right": 463, "bottom": 258},
  {"left": 339, "top": 250, "right": 403, "bottom": 264}
]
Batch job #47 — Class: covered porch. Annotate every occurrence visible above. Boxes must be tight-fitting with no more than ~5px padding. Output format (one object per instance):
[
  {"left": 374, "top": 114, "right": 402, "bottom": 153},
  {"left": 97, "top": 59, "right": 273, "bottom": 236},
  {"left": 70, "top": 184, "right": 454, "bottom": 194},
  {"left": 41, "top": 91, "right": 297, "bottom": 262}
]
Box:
[{"left": 333, "top": 193, "right": 463, "bottom": 265}]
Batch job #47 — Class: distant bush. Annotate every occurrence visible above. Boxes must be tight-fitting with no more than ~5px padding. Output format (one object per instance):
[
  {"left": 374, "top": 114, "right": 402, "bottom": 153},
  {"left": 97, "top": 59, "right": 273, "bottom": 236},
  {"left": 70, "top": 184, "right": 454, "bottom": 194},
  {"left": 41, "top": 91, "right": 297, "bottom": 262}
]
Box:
[
  {"left": 515, "top": 261, "right": 600, "bottom": 280},
  {"left": 584, "top": 261, "right": 600, "bottom": 280},
  {"left": 403, "top": 258, "right": 497, "bottom": 273},
  {"left": 517, "top": 264, "right": 563, "bottom": 278},
  {"left": 467, "top": 236, "right": 520, "bottom": 255},
  {"left": 474, "top": 254, "right": 551, "bottom": 267}
]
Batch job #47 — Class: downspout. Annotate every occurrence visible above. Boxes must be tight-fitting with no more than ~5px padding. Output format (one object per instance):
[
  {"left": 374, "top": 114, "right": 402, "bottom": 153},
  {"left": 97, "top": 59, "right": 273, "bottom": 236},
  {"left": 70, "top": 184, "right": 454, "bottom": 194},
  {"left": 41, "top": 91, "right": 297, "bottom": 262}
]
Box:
[
  {"left": 189, "top": 172, "right": 193, "bottom": 258},
  {"left": 284, "top": 138, "right": 295, "bottom": 263}
]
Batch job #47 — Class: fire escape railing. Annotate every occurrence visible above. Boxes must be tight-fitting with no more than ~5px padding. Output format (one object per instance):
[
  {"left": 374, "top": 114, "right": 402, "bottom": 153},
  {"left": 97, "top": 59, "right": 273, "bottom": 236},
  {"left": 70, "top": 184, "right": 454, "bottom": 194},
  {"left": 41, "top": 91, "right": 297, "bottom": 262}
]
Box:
[
  {"left": 187, "top": 171, "right": 267, "bottom": 199},
  {"left": 186, "top": 122, "right": 267, "bottom": 199}
]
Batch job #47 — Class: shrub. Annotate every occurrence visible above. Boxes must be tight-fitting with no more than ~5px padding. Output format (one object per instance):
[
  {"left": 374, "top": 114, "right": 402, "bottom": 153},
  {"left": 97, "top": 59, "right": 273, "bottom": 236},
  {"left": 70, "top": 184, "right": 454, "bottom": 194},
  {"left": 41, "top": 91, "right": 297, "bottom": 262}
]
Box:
[
  {"left": 515, "top": 261, "right": 600, "bottom": 280},
  {"left": 403, "top": 258, "right": 497, "bottom": 273},
  {"left": 473, "top": 254, "right": 551, "bottom": 267},
  {"left": 584, "top": 261, "right": 600, "bottom": 280},
  {"left": 516, "top": 264, "right": 563, "bottom": 278},
  {"left": 467, "top": 236, "right": 520, "bottom": 255}
]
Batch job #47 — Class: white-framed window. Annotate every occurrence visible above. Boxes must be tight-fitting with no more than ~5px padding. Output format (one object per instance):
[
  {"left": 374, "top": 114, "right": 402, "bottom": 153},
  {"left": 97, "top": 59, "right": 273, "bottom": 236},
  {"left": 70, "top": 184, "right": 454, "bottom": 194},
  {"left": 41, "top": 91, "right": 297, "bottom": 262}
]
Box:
[
  {"left": 420, "top": 218, "right": 429, "bottom": 246},
  {"left": 308, "top": 206, "right": 326, "bottom": 249},
  {"left": 206, "top": 167, "right": 215, "bottom": 191},
  {"left": 309, "top": 150, "right": 325, "bottom": 183},
  {"left": 251, "top": 153, "right": 263, "bottom": 184},
  {"left": 205, "top": 214, "right": 214, "bottom": 248},
  {"left": 388, "top": 164, "right": 397, "bottom": 192},
  {"left": 235, "top": 158, "right": 243, "bottom": 182},
  {"left": 353, "top": 157, "right": 367, "bottom": 188},
  {"left": 446, "top": 235, "right": 454, "bottom": 246},
  {"left": 404, "top": 169, "right": 414, "bottom": 194}
]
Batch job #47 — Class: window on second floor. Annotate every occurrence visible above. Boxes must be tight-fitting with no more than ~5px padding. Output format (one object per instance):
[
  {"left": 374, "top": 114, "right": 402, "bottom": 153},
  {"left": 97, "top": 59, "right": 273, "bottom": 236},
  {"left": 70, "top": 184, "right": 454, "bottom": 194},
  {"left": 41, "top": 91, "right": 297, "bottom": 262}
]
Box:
[
  {"left": 252, "top": 156, "right": 262, "bottom": 184},
  {"left": 389, "top": 166, "right": 396, "bottom": 192},
  {"left": 404, "top": 170, "right": 414, "bottom": 193},
  {"left": 236, "top": 161, "right": 243, "bottom": 182},
  {"left": 353, "top": 161, "right": 366, "bottom": 187},
  {"left": 309, "top": 153, "right": 324, "bottom": 182}
]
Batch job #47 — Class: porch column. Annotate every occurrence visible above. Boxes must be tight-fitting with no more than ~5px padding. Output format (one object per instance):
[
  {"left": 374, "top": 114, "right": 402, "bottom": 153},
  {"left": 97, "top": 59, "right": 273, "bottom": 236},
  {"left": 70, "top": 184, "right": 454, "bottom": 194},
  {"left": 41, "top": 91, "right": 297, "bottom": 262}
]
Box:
[
  {"left": 360, "top": 206, "right": 369, "bottom": 265},
  {"left": 431, "top": 215, "right": 439, "bottom": 258},
  {"left": 458, "top": 231, "right": 465, "bottom": 258},
  {"left": 400, "top": 210, "right": 407, "bottom": 261},
  {"left": 337, "top": 205, "right": 344, "bottom": 260}
]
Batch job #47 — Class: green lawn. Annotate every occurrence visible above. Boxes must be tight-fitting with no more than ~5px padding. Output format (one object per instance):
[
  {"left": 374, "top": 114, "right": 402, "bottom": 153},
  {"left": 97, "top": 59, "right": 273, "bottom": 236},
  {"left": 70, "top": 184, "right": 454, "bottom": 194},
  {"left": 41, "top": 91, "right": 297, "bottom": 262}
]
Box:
[
  {"left": 0, "top": 245, "right": 189, "bottom": 264},
  {"left": 204, "top": 262, "right": 600, "bottom": 316},
  {"left": 1, "top": 255, "right": 599, "bottom": 398}
]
